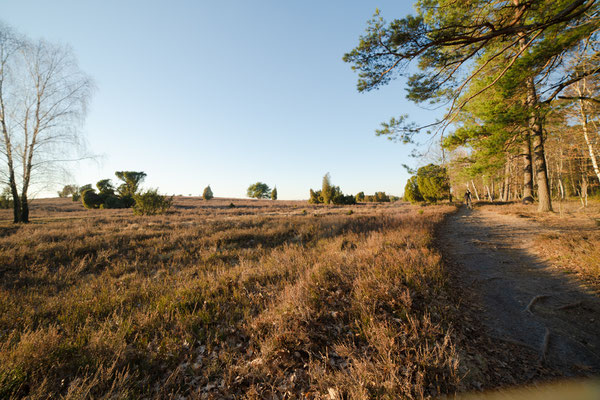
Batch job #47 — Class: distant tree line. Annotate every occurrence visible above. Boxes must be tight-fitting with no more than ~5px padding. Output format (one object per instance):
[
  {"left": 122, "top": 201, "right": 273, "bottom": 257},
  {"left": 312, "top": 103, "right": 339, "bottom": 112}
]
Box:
[
  {"left": 59, "top": 171, "right": 172, "bottom": 215},
  {"left": 355, "top": 191, "right": 398, "bottom": 203}
]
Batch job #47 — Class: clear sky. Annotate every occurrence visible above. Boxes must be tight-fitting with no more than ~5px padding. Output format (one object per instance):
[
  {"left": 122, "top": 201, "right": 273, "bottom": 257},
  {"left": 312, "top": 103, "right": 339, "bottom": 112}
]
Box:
[{"left": 3, "top": 1, "right": 441, "bottom": 199}]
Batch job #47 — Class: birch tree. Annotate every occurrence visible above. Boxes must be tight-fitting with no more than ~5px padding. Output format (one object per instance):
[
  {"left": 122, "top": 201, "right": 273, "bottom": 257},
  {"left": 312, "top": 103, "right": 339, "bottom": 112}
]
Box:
[{"left": 0, "top": 23, "right": 92, "bottom": 222}]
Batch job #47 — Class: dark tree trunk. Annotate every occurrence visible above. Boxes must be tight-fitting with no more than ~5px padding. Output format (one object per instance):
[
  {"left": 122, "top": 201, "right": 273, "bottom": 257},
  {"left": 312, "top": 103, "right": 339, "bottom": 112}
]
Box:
[
  {"left": 522, "top": 133, "right": 534, "bottom": 204},
  {"left": 9, "top": 179, "right": 21, "bottom": 223},
  {"left": 525, "top": 76, "right": 552, "bottom": 212},
  {"left": 20, "top": 194, "right": 29, "bottom": 223}
]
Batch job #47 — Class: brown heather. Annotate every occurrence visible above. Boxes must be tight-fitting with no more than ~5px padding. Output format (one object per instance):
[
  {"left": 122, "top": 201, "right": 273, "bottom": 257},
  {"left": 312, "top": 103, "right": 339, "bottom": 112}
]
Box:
[{"left": 0, "top": 197, "right": 460, "bottom": 399}]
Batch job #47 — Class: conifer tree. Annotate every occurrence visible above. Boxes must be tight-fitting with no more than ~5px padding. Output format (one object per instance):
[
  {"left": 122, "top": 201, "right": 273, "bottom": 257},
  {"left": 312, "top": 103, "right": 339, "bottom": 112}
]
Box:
[
  {"left": 203, "top": 185, "right": 214, "bottom": 200},
  {"left": 271, "top": 186, "right": 277, "bottom": 200}
]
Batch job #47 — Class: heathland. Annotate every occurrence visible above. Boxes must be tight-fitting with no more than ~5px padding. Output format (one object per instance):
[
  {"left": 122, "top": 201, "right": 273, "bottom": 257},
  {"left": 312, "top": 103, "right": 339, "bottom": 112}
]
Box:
[{"left": 1, "top": 198, "right": 599, "bottom": 399}]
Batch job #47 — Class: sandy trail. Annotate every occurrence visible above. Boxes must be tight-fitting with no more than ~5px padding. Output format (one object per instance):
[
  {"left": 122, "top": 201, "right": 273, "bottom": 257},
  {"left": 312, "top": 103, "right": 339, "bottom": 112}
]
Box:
[{"left": 440, "top": 207, "right": 600, "bottom": 376}]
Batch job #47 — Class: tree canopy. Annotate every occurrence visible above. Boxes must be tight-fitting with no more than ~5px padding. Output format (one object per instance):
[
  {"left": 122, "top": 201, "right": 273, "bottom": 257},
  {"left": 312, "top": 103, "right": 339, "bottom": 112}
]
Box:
[
  {"left": 247, "top": 182, "right": 272, "bottom": 199},
  {"left": 345, "top": 0, "right": 600, "bottom": 211}
]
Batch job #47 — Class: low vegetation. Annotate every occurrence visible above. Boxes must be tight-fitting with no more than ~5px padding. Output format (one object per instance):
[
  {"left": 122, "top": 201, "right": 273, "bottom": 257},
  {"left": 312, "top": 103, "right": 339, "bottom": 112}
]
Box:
[
  {"left": 132, "top": 189, "right": 173, "bottom": 216},
  {"left": 309, "top": 173, "right": 356, "bottom": 205},
  {"left": 0, "top": 197, "right": 474, "bottom": 398}
]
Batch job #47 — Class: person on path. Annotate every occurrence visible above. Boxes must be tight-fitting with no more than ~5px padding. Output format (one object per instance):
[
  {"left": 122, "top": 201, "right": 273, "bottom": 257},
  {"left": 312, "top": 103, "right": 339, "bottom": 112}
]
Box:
[{"left": 464, "top": 188, "right": 473, "bottom": 209}]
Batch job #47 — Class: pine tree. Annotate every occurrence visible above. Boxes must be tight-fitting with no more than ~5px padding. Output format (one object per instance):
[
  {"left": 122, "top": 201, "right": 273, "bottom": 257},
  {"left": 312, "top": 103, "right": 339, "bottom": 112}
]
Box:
[
  {"left": 271, "top": 186, "right": 278, "bottom": 200},
  {"left": 321, "top": 173, "right": 335, "bottom": 205}
]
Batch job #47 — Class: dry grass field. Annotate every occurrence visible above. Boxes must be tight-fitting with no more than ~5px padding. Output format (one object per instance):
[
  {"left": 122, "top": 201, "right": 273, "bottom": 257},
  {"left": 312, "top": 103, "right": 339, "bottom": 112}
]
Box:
[{"left": 0, "top": 197, "right": 468, "bottom": 399}]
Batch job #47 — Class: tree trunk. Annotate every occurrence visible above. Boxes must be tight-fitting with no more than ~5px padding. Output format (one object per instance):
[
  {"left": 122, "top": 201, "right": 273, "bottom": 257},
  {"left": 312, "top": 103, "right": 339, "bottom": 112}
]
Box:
[
  {"left": 1, "top": 82, "right": 22, "bottom": 223},
  {"left": 20, "top": 194, "right": 29, "bottom": 223},
  {"left": 579, "top": 175, "right": 588, "bottom": 207},
  {"left": 578, "top": 98, "right": 600, "bottom": 184},
  {"left": 470, "top": 180, "right": 480, "bottom": 201},
  {"left": 522, "top": 133, "right": 534, "bottom": 203},
  {"left": 486, "top": 185, "right": 493, "bottom": 202},
  {"left": 502, "top": 160, "right": 511, "bottom": 201},
  {"left": 525, "top": 76, "right": 552, "bottom": 212}
]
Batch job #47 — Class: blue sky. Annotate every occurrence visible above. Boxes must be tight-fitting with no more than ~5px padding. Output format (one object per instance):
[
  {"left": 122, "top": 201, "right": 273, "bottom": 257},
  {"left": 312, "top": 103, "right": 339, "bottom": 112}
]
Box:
[{"left": 4, "top": 1, "right": 441, "bottom": 199}]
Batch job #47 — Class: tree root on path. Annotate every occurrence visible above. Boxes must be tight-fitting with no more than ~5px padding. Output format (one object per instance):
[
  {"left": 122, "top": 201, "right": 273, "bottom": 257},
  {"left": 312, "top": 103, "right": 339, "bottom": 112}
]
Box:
[
  {"left": 489, "top": 335, "right": 537, "bottom": 352},
  {"left": 539, "top": 328, "right": 551, "bottom": 365},
  {"left": 556, "top": 301, "right": 583, "bottom": 311},
  {"left": 524, "top": 295, "right": 549, "bottom": 314}
]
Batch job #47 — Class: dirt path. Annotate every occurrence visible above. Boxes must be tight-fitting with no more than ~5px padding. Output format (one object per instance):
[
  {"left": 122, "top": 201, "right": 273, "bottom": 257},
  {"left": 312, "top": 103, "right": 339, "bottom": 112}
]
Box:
[{"left": 440, "top": 207, "right": 600, "bottom": 376}]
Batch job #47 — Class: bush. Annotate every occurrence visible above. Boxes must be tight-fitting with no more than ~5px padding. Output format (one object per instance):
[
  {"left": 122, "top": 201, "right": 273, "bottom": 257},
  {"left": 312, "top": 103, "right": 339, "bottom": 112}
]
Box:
[
  {"left": 133, "top": 189, "right": 173, "bottom": 216},
  {"left": 115, "top": 171, "right": 146, "bottom": 199},
  {"left": 57, "top": 184, "right": 78, "bottom": 198},
  {"left": 309, "top": 186, "right": 355, "bottom": 205},
  {"left": 0, "top": 187, "right": 13, "bottom": 209},
  {"left": 309, "top": 189, "right": 322, "bottom": 204},
  {"left": 359, "top": 191, "right": 391, "bottom": 203},
  {"left": 309, "top": 174, "right": 355, "bottom": 205},
  {"left": 271, "top": 186, "right": 278, "bottom": 200},
  {"left": 203, "top": 185, "right": 214, "bottom": 200},
  {"left": 81, "top": 189, "right": 103, "bottom": 209},
  {"left": 96, "top": 179, "right": 115, "bottom": 196},
  {"left": 416, "top": 164, "right": 450, "bottom": 202},
  {"left": 247, "top": 182, "right": 271, "bottom": 199},
  {"left": 72, "top": 184, "right": 92, "bottom": 202},
  {"left": 332, "top": 190, "right": 356, "bottom": 205},
  {"left": 374, "top": 191, "right": 390, "bottom": 202},
  {"left": 103, "top": 195, "right": 128, "bottom": 209},
  {"left": 404, "top": 176, "right": 423, "bottom": 203}
]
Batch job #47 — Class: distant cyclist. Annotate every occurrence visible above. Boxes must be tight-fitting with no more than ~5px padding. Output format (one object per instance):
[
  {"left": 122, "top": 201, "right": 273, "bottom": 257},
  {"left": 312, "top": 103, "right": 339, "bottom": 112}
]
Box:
[{"left": 464, "top": 188, "right": 473, "bottom": 209}]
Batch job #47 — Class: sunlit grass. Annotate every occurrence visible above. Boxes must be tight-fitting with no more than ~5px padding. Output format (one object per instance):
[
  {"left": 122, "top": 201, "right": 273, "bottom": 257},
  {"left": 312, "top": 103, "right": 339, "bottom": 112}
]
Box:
[{"left": 0, "top": 198, "right": 461, "bottom": 398}]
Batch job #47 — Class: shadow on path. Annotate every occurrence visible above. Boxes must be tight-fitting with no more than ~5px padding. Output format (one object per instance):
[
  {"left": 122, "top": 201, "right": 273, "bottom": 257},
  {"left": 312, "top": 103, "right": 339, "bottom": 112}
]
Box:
[{"left": 440, "top": 207, "right": 600, "bottom": 376}]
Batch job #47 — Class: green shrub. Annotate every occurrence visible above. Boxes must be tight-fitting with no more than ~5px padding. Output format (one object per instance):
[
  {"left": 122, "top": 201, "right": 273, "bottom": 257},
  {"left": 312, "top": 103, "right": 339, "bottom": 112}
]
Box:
[
  {"left": 355, "top": 191, "right": 365, "bottom": 202},
  {"left": 332, "top": 190, "right": 356, "bottom": 205},
  {"left": 73, "top": 184, "right": 92, "bottom": 202},
  {"left": 374, "top": 191, "right": 390, "bottom": 202},
  {"left": 309, "top": 174, "right": 355, "bottom": 205},
  {"left": 57, "top": 184, "right": 78, "bottom": 198},
  {"left": 133, "top": 189, "right": 173, "bottom": 215},
  {"left": 0, "top": 187, "right": 13, "bottom": 209},
  {"left": 404, "top": 176, "right": 424, "bottom": 203},
  {"left": 203, "top": 185, "right": 214, "bottom": 200},
  {"left": 360, "top": 191, "right": 391, "bottom": 203},
  {"left": 96, "top": 179, "right": 115, "bottom": 196},
  {"left": 247, "top": 182, "right": 271, "bottom": 199},
  {"left": 103, "top": 195, "right": 128, "bottom": 209},
  {"left": 115, "top": 171, "right": 146, "bottom": 199},
  {"left": 81, "top": 189, "right": 103, "bottom": 209},
  {"left": 416, "top": 164, "right": 450, "bottom": 202},
  {"left": 309, "top": 189, "right": 322, "bottom": 204}
]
